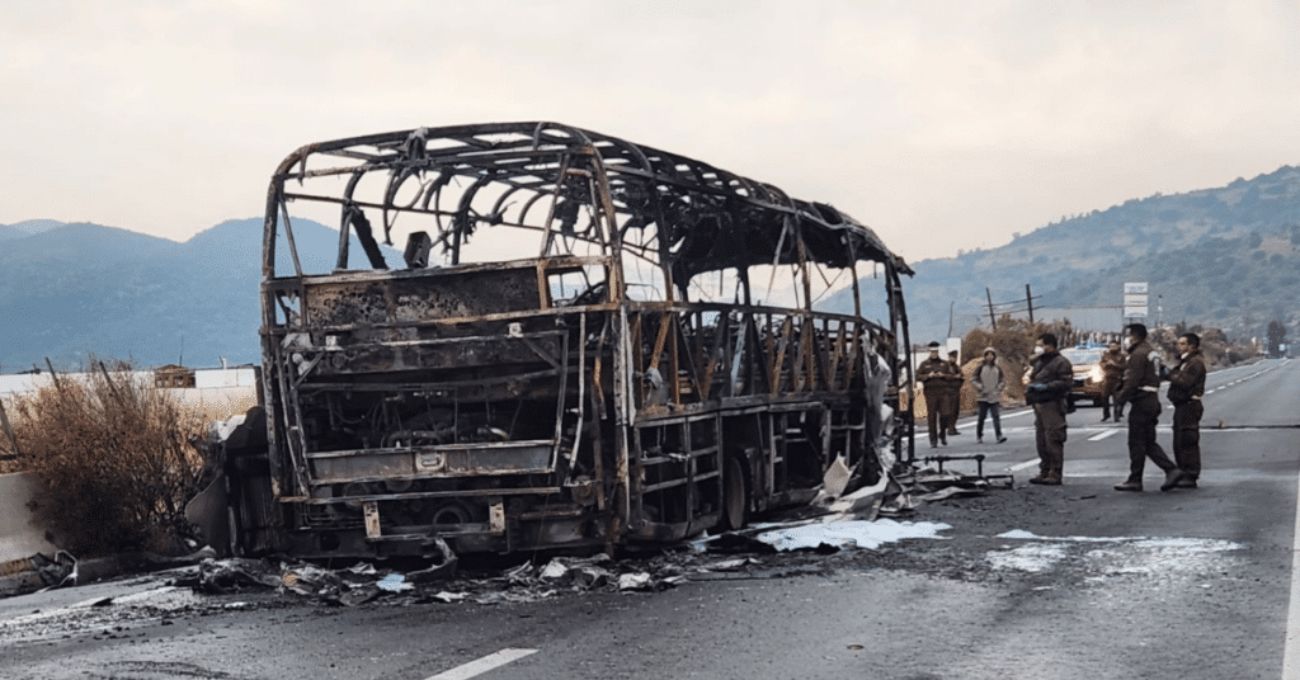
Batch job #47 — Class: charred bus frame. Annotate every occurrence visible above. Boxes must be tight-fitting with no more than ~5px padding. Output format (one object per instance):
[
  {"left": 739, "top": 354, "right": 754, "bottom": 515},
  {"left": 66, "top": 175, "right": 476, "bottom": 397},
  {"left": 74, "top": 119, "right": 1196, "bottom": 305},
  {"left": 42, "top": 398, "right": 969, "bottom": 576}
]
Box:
[{"left": 231, "top": 122, "right": 914, "bottom": 559}]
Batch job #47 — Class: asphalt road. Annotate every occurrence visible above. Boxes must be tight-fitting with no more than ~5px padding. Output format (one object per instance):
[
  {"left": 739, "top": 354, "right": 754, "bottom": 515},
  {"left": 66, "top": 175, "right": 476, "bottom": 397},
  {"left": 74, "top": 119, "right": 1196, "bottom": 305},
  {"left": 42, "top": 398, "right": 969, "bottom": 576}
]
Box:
[{"left": 0, "top": 358, "right": 1296, "bottom": 680}]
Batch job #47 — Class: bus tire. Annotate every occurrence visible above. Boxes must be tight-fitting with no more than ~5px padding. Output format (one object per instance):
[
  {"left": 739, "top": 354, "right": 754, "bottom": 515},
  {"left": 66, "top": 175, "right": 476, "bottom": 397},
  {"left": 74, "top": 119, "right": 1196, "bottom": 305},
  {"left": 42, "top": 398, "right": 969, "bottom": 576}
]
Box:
[{"left": 722, "top": 456, "right": 749, "bottom": 531}]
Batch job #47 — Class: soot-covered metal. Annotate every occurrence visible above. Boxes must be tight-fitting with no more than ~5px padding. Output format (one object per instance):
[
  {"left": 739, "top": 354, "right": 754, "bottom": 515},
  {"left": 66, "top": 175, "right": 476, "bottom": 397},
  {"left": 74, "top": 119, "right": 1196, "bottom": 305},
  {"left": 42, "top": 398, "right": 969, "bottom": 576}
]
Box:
[{"left": 216, "top": 121, "right": 914, "bottom": 560}]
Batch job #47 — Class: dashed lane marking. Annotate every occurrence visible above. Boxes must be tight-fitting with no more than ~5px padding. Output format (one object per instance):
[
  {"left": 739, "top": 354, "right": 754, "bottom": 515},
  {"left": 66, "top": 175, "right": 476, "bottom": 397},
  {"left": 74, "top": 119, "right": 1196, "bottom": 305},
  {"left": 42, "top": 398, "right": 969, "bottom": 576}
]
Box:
[
  {"left": 1087, "top": 429, "right": 1120, "bottom": 442},
  {"left": 424, "top": 649, "right": 538, "bottom": 680}
]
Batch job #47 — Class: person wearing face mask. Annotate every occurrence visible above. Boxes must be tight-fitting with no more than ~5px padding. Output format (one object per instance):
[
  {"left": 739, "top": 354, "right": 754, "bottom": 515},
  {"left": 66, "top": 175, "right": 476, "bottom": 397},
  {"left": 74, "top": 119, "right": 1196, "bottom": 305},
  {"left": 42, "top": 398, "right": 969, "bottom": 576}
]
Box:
[
  {"left": 1025, "top": 333, "right": 1073, "bottom": 485},
  {"left": 1114, "top": 323, "right": 1185, "bottom": 492},
  {"left": 1166, "top": 332, "right": 1206, "bottom": 488},
  {"left": 916, "top": 341, "right": 959, "bottom": 447}
]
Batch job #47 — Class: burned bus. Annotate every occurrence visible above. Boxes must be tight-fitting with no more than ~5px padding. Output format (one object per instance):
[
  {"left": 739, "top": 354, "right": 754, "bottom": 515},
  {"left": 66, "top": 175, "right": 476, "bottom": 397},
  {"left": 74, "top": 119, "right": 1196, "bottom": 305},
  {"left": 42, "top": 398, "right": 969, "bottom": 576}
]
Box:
[{"left": 213, "top": 122, "right": 914, "bottom": 560}]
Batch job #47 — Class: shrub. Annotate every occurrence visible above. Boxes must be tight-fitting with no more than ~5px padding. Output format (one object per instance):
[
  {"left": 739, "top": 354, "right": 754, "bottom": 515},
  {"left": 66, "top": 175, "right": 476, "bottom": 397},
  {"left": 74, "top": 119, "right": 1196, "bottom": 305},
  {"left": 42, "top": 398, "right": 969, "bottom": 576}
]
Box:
[{"left": 7, "top": 361, "right": 206, "bottom": 555}]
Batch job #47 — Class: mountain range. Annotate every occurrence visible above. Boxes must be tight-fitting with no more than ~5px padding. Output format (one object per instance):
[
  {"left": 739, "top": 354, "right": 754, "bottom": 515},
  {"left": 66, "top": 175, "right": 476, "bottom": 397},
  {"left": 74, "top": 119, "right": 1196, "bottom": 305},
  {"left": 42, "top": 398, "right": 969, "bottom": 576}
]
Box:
[
  {"left": 2, "top": 165, "right": 1298, "bottom": 369},
  {"left": 827, "top": 165, "right": 1300, "bottom": 343},
  {"left": 0, "top": 218, "right": 397, "bottom": 370}
]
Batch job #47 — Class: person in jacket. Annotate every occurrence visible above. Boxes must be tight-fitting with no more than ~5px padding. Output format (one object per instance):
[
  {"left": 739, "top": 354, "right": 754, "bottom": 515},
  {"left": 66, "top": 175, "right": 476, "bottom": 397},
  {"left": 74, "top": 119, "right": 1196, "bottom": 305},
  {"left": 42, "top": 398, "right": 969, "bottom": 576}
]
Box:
[
  {"left": 945, "top": 350, "right": 964, "bottom": 435},
  {"left": 1025, "top": 333, "right": 1073, "bottom": 485},
  {"left": 1099, "top": 340, "right": 1127, "bottom": 422},
  {"left": 1167, "top": 332, "right": 1207, "bottom": 488},
  {"left": 972, "top": 348, "right": 1007, "bottom": 444},
  {"left": 1114, "top": 323, "right": 1185, "bottom": 492},
  {"left": 917, "top": 341, "right": 960, "bottom": 447}
]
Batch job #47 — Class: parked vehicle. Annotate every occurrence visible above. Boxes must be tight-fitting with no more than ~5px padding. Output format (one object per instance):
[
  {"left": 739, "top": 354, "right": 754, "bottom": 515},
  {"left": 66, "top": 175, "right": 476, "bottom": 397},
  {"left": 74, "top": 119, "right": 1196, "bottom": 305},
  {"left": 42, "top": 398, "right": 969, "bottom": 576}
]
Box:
[{"left": 1060, "top": 345, "right": 1107, "bottom": 406}]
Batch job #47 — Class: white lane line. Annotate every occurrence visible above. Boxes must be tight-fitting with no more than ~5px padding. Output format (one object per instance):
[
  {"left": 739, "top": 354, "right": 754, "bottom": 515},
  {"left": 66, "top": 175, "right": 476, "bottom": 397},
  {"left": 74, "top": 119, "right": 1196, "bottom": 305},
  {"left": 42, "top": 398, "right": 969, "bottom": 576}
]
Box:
[
  {"left": 425, "top": 649, "right": 538, "bottom": 680},
  {"left": 1009, "top": 459, "right": 1039, "bottom": 472},
  {"left": 1088, "top": 429, "right": 1120, "bottom": 442},
  {"left": 955, "top": 407, "right": 1034, "bottom": 428},
  {"left": 1282, "top": 458, "right": 1300, "bottom": 679}
]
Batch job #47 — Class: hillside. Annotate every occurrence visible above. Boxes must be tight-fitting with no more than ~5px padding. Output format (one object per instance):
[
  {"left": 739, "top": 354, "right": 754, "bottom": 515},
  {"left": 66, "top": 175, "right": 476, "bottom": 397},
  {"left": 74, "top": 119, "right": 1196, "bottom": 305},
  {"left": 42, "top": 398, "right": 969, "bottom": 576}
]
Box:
[
  {"left": 829, "top": 165, "right": 1300, "bottom": 343},
  {"left": 0, "top": 219, "right": 397, "bottom": 370},
  {"left": 3, "top": 166, "right": 1299, "bottom": 368}
]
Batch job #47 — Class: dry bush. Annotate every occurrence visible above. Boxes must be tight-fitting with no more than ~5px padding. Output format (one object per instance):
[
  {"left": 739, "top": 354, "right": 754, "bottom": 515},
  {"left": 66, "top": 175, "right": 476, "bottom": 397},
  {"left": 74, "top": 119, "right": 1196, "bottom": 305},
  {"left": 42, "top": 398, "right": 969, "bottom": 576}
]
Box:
[
  {"left": 961, "top": 316, "right": 1081, "bottom": 405},
  {"left": 7, "top": 361, "right": 206, "bottom": 555}
]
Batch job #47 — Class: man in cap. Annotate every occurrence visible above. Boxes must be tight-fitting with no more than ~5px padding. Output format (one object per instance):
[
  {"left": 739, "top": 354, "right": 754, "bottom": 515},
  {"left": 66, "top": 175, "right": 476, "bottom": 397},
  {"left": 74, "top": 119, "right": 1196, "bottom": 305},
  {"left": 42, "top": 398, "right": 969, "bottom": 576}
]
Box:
[
  {"left": 972, "top": 347, "right": 1008, "bottom": 444},
  {"left": 1025, "top": 333, "right": 1072, "bottom": 484},
  {"left": 1167, "top": 332, "right": 1207, "bottom": 488},
  {"left": 1114, "top": 323, "right": 1185, "bottom": 492},
  {"left": 916, "top": 341, "right": 960, "bottom": 447},
  {"left": 945, "top": 350, "right": 964, "bottom": 435}
]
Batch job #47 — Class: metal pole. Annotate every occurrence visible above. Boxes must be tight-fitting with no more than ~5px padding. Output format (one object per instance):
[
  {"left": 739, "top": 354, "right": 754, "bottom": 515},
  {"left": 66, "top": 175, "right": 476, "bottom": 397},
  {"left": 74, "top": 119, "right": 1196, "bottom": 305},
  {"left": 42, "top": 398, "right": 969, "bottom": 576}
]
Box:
[
  {"left": 986, "top": 288, "right": 997, "bottom": 331},
  {"left": 1025, "top": 284, "right": 1035, "bottom": 324},
  {"left": 43, "top": 357, "right": 63, "bottom": 394}
]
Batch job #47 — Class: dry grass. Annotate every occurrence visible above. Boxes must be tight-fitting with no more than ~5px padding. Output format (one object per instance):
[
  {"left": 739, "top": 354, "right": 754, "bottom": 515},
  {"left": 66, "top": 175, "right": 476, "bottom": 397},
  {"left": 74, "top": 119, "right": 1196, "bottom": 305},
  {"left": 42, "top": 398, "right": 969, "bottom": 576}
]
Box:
[{"left": 2, "top": 361, "right": 207, "bottom": 555}]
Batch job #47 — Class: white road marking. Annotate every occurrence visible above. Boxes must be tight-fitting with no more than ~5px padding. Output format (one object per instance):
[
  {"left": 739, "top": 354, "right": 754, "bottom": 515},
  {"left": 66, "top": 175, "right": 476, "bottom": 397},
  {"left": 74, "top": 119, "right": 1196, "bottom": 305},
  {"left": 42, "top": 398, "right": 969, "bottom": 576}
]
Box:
[
  {"left": 955, "top": 407, "right": 1034, "bottom": 429},
  {"left": 1009, "top": 459, "right": 1039, "bottom": 472},
  {"left": 1281, "top": 459, "right": 1300, "bottom": 679},
  {"left": 1087, "top": 429, "right": 1120, "bottom": 442},
  {"left": 425, "top": 649, "right": 538, "bottom": 680}
]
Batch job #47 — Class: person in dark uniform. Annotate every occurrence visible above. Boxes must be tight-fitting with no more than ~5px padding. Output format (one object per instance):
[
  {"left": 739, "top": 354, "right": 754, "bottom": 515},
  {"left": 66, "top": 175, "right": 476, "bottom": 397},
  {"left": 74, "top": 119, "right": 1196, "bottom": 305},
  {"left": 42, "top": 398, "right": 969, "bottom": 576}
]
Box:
[
  {"left": 1099, "top": 340, "right": 1126, "bottom": 422},
  {"left": 917, "top": 341, "right": 959, "bottom": 448},
  {"left": 1114, "top": 323, "right": 1185, "bottom": 492},
  {"left": 945, "top": 350, "right": 963, "bottom": 435},
  {"left": 1167, "top": 332, "right": 1206, "bottom": 488},
  {"left": 1025, "top": 333, "right": 1072, "bottom": 485}
]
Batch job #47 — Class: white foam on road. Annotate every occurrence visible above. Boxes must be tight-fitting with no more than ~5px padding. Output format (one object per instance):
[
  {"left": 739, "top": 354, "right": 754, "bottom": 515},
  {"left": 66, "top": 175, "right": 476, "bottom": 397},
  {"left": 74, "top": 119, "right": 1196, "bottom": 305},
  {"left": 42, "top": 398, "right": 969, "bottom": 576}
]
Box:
[
  {"left": 753, "top": 519, "right": 950, "bottom": 552},
  {"left": 986, "top": 544, "right": 1068, "bottom": 573},
  {"left": 989, "top": 531, "right": 1242, "bottom": 576},
  {"left": 425, "top": 649, "right": 538, "bottom": 680},
  {"left": 996, "top": 530, "right": 1242, "bottom": 550}
]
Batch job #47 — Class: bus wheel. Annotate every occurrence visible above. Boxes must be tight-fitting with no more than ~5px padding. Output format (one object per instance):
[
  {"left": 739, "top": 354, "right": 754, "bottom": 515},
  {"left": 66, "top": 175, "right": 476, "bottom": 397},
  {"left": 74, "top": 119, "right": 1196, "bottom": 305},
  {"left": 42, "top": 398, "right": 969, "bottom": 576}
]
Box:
[{"left": 722, "top": 456, "right": 749, "bottom": 531}]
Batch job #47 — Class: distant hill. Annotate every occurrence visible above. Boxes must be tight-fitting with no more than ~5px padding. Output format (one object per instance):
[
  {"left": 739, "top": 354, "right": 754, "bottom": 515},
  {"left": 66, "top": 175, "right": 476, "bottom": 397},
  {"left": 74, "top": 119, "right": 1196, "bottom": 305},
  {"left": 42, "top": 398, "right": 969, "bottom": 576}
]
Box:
[
  {"left": 828, "top": 165, "right": 1300, "bottom": 343},
  {"left": 0, "top": 218, "right": 398, "bottom": 370},
  {"left": 4, "top": 165, "right": 1299, "bottom": 368}
]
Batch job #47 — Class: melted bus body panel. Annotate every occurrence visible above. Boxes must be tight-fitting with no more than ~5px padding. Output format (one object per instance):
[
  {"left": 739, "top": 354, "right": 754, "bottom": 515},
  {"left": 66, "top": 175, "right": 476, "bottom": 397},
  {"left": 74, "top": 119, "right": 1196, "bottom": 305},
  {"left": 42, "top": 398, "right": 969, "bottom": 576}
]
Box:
[{"left": 228, "top": 122, "right": 914, "bottom": 559}]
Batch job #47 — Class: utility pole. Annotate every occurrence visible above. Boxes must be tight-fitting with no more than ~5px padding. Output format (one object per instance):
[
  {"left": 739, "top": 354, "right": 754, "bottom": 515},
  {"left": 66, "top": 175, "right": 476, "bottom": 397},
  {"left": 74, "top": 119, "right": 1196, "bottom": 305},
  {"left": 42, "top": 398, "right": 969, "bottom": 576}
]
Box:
[
  {"left": 1025, "top": 284, "right": 1035, "bottom": 324},
  {"left": 986, "top": 288, "right": 997, "bottom": 331},
  {"left": 947, "top": 301, "right": 955, "bottom": 338}
]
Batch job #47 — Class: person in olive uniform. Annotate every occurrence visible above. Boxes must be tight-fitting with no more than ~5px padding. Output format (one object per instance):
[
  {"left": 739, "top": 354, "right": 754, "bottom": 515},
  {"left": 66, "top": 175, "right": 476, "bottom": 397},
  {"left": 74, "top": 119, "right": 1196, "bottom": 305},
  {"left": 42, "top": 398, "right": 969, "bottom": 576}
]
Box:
[
  {"left": 1025, "top": 333, "right": 1073, "bottom": 485},
  {"left": 945, "top": 350, "right": 963, "bottom": 435},
  {"left": 917, "top": 342, "right": 960, "bottom": 447},
  {"left": 1167, "top": 332, "right": 1207, "bottom": 488},
  {"left": 1114, "top": 323, "right": 1185, "bottom": 492},
  {"left": 1099, "top": 340, "right": 1126, "bottom": 422}
]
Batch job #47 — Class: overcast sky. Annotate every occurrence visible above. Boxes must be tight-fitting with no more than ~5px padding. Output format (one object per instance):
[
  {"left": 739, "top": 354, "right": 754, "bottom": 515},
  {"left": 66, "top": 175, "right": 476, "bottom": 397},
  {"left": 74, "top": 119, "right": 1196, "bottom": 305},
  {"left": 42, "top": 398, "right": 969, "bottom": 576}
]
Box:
[{"left": 3, "top": 1, "right": 1299, "bottom": 261}]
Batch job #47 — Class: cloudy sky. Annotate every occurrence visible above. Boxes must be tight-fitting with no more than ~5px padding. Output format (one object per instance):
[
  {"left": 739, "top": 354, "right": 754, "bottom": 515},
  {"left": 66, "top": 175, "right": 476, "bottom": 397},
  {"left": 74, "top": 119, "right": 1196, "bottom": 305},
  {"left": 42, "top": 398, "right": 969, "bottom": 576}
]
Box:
[{"left": 2, "top": 0, "right": 1299, "bottom": 260}]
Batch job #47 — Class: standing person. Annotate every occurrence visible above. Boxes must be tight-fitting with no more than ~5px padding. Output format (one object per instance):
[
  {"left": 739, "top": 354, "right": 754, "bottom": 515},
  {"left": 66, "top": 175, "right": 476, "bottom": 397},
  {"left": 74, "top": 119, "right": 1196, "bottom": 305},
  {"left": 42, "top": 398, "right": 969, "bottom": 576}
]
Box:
[
  {"left": 1025, "top": 333, "right": 1073, "bottom": 485},
  {"left": 1114, "top": 323, "right": 1184, "bottom": 492},
  {"left": 972, "top": 348, "right": 1008, "bottom": 444},
  {"left": 1167, "top": 332, "right": 1207, "bottom": 488},
  {"left": 946, "top": 349, "right": 964, "bottom": 436},
  {"left": 917, "top": 341, "right": 959, "bottom": 448},
  {"left": 1099, "top": 340, "right": 1127, "bottom": 422}
]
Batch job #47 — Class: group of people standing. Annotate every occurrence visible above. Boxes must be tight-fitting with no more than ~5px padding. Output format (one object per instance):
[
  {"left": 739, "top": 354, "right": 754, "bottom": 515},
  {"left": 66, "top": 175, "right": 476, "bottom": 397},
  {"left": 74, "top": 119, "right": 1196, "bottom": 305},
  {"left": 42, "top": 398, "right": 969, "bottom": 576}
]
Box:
[
  {"left": 917, "top": 342, "right": 1010, "bottom": 448},
  {"left": 915, "top": 343, "right": 964, "bottom": 447},
  {"left": 917, "top": 323, "right": 1206, "bottom": 491}
]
